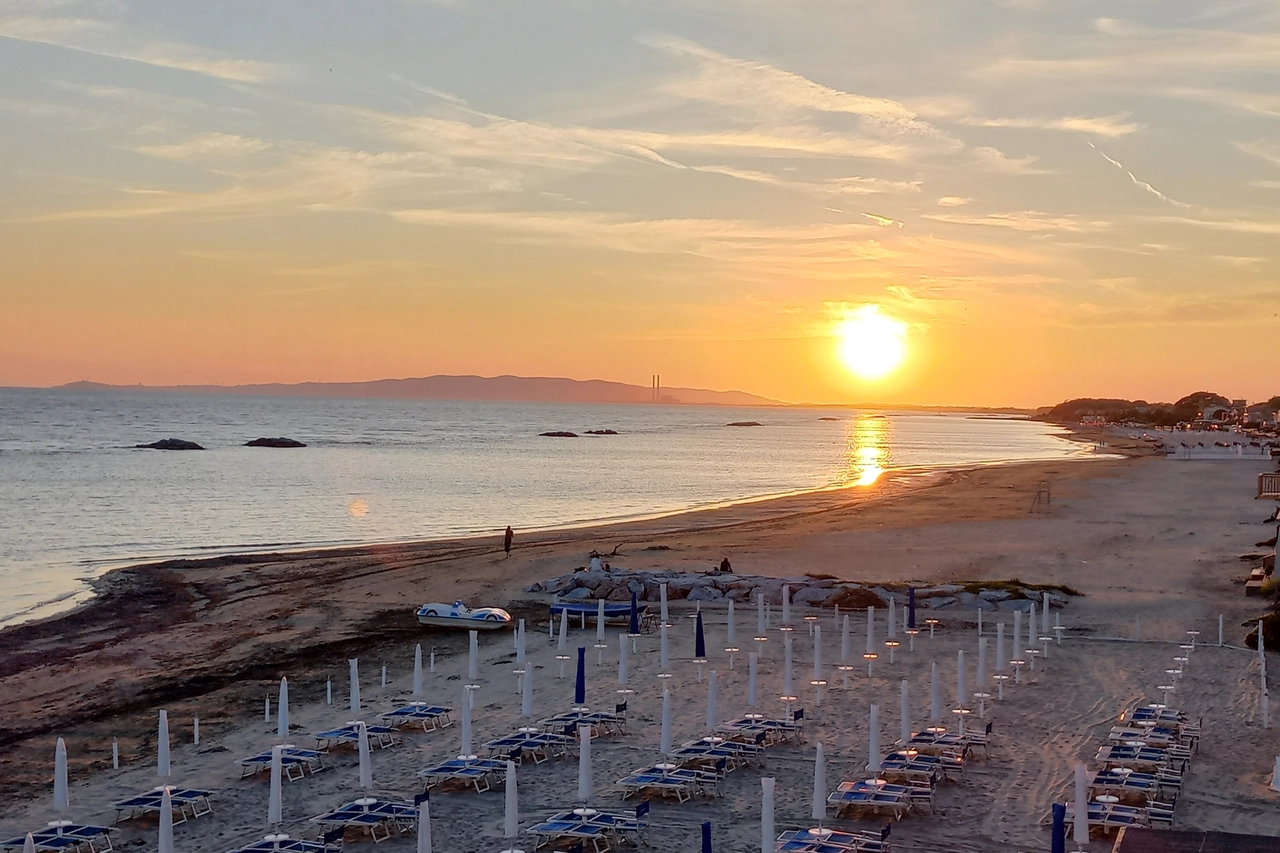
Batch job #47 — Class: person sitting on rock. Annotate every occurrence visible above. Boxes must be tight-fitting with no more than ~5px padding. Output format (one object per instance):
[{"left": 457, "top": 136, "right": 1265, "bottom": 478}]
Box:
[{"left": 719, "top": 557, "right": 733, "bottom": 573}]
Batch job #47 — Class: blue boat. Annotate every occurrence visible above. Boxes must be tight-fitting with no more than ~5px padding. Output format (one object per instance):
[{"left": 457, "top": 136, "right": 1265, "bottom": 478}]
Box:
[{"left": 550, "top": 600, "right": 650, "bottom": 624}]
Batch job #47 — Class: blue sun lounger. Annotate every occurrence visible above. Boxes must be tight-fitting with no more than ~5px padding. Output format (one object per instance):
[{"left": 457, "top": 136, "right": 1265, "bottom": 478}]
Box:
[
  {"left": 528, "top": 815, "right": 612, "bottom": 853},
  {"left": 778, "top": 826, "right": 890, "bottom": 852},
  {"left": 224, "top": 831, "right": 343, "bottom": 853},
  {"left": 312, "top": 798, "right": 415, "bottom": 844},
  {"left": 314, "top": 723, "right": 398, "bottom": 751},
  {"left": 2, "top": 824, "right": 114, "bottom": 853},
  {"left": 378, "top": 704, "right": 453, "bottom": 733},
  {"left": 417, "top": 756, "right": 507, "bottom": 793},
  {"left": 111, "top": 787, "right": 214, "bottom": 824},
  {"left": 238, "top": 747, "right": 327, "bottom": 781},
  {"left": 484, "top": 731, "right": 575, "bottom": 763},
  {"left": 827, "top": 781, "right": 911, "bottom": 820}
]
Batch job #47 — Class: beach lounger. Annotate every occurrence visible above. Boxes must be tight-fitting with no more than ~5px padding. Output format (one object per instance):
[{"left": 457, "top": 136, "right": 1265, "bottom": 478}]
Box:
[
  {"left": 313, "top": 723, "right": 398, "bottom": 752},
  {"left": 1094, "top": 745, "right": 1172, "bottom": 772},
  {"left": 528, "top": 816, "right": 612, "bottom": 853},
  {"left": 827, "top": 781, "right": 910, "bottom": 821},
  {"left": 111, "top": 787, "right": 214, "bottom": 824},
  {"left": 224, "top": 831, "right": 342, "bottom": 853},
  {"left": 378, "top": 703, "right": 453, "bottom": 732},
  {"left": 311, "top": 798, "right": 416, "bottom": 844},
  {"left": 1063, "top": 801, "right": 1150, "bottom": 837},
  {"left": 238, "top": 747, "right": 326, "bottom": 781},
  {"left": 2, "top": 824, "right": 114, "bottom": 853},
  {"left": 417, "top": 757, "right": 506, "bottom": 793},
  {"left": 484, "top": 732, "right": 574, "bottom": 763}
]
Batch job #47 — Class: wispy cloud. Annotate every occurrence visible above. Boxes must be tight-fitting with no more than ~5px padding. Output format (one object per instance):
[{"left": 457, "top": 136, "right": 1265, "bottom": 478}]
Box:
[
  {"left": 923, "top": 211, "right": 1109, "bottom": 232},
  {"left": 962, "top": 113, "right": 1141, "bottom": 137},
  {"left": 936, "top": 196, "right": 969, "bottom": 207},
  {"left": 1086, "top": 142, "right": 1190, "bottom": 208}
]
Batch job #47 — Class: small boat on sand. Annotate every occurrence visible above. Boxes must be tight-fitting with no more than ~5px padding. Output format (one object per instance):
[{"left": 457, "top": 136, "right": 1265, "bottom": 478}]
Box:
[{"left": 416, "top": 600, "right": 512, "bottom": 630}]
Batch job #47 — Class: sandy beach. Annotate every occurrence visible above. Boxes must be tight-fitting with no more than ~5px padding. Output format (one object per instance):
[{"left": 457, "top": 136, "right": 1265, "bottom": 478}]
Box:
[{"left": 3, "top": 441, "right": 1278, "bottom": 852}]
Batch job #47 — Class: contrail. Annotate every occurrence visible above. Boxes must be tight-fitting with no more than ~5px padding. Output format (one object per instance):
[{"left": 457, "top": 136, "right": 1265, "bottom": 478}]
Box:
[
  {"left": 1087, "top": 142, "right": 1190, "bottom": 209},
  {"left": 862, "top": 211, "right": 904, "bottom": 227}
]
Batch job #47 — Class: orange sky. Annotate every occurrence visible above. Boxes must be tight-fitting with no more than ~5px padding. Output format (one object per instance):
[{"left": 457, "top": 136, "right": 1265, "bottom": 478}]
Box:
[{"left": 3, "top": 2, "right": 1278, "bottom": 407}]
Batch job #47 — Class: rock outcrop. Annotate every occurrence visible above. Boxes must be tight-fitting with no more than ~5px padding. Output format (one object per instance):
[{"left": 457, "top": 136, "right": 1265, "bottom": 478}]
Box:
[
  {"left": 525, "top": 568, "right": 1074, "bottom": 610},
  {"left": 539, "top": 431, "right": 579, "bottom": 438},
  {"left": 245, "top": 437, "right": 307, "bottom": 448},
  {"left": 726, "top": 421, "right": 762, "bottom": 427},
  {"left": 135, "top": 438, "right": 204, "bottom": 450}
]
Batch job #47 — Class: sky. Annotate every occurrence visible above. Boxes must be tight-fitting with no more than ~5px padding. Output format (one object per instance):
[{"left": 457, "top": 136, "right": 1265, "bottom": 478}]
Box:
[{"left": 2, "top": 1, "right": 1279, "bottom": 407}]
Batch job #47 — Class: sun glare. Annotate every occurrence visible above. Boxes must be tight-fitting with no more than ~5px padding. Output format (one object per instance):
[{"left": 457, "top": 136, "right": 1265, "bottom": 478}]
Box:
[{"left": 835, "top": 305, "right": 908, "bottom": 380}]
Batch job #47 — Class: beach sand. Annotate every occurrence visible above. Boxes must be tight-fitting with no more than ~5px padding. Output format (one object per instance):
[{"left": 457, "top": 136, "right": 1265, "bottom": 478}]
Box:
[{"left": 2, "top": 443, "right": 1278, "bottom": 852}]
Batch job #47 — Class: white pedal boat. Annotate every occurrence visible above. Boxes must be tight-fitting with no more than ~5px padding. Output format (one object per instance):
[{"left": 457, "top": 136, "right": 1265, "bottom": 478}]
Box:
[{"left": 416, "top": 600, "right": 512, "bottom": 630}]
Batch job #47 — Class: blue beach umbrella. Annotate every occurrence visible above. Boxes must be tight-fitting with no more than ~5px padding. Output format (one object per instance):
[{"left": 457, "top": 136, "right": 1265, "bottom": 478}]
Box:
[
  {"left": 629, "top": 592, "right": 640, "bottom": 636},
  {"left": 575, "top": 647, "right": 586, "bottom": 706},
  {"left": 701, "top": 821, "right": 711, "bottom": 853},
  {"left": 1050, "top": 803, "right": 1065, "bottom": 853},
  {"left": 695, "top": 611, "right": 707, "bottom": 659},
  {"left": 908, "top": 588, "right": 916, "bottom": 630}
]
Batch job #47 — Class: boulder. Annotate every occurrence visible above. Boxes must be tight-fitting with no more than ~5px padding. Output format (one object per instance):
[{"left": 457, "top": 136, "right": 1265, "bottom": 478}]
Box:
[
  {"left": 978, "top": 589, "right": 1013, "bottom": 602},
  {"left": 725, "top": 586, "right": 755, "bottom": 602},
  {"left": 687, "top": 586, "right": 724, "bottom": 602},
  {"left": 924, "top": 596, "right": 958, "bottom": 610},
  {"left": 584, "top": 429, "right": 619, "bottom": 435},
  {"left": 592, "top": 581, "right": 617, "bottom": 600},
  {"left": 245, "top": 437, "right": 306, "bottom": 448},
  {"left": 727, "top": 421, "right": 762, "bottom": 427},
  {"left": 136, "top": 438, "right": 204, "bottom": 450},
  {"left": 792, "top": 586, "right": 837, "bottom": 606},
  {"left": 997, "top": 598, "right": 1034, "bottom": 612},
  {"left": 525, "top": 582, "right": 544, "bottom": 593},
  {"left": 958, "top": 592, "right": 996, "bottom": 612},
  {"left": 919, "top": 584, "right": 963, "bottom": 597},
  {"left": 539, "top": 431, "right": 578, "bottom": 438},
  {"left": 560, "top": 587, "right": 594, "bottom": 601},
  {"left": 605, "top": 585, "right": 632, "bottom": 602}
]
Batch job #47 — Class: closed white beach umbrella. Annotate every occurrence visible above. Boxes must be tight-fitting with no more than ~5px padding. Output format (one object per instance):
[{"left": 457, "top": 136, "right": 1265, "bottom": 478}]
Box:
[
  {"left": 930, "top": 663, "right": 941, "bottom": 723},
  {"left": 748, "top": 652, "right": 758, "bottom": 708},
  {"left": 521, "top": 662, "right": 533, "bottom": 718},
  {"left": 900, "top": 680, "right": 911, "bottom": 744},
  {"left": 813, "top": 625, "right": 823, "bottom": 679},
  {"left": 660, "top": 583, "right": 669, "bottom": 624},
  {"left": 1012, "top": 612, "right": 1022, "bottom": 662},
  {"left": 416, "top": 796, "right": 433, "bottom": 853},
  {"left": 760, "top": 777, "right": 775, "bottom": 853},
  {"left": 1042, "top": 592, "right": 1051, "bottom": 635},
  {"left": 887, "top": 597, "right": 896, "bottom": 639},
  {"left": 53, "top": 737, "right": 68, "bottom": 812},
  {"left": 756, "top": 593, "right": 765, "bottom": 636},
  {"left": 811, "top": 742, "right": 826, "bottom": 822},
  {"left": 618, "top": 633, "right": 628, "bottom": 686},
  {"left": 468, "top": 630, "right": 479, "bottom": 681},
  {"left": 460, "top": 686, "right": 473, "bottom": 756},
  {"left": 727, "top": 599, "right": 736, "bottom": 646},
  {"left": 277, "top": 677, "right": 289, "bottom": 740},
  {"left": 22, "top": 835, "right": 34, "bottom": 853},
  {"left": 1028, "top": 602, "right": 1037, "bottom": 650},
  {"left": 358, "top": 722, "right": 373, "bottom": 790},
  {"left": 840, "top": 614, "right": 851, "bottom": 663},
  {"left": 268, "top": 744, "right": 283, "bottom": 827},
  {"left": 957, "top": 650, "right": 967, "bottom": 706},
  {"left": 577, "top": 725, "right": 592, "bottom": 802},
  {"left": 707, "top": 670, "right": 718, "bottom": 731},
  {"left": 660, "top": 687, "right": 672, "bottom": 755},
  {"left": 504, "top": 760, "right": 519, "bottom": 840},
  {"left": 783, "top": 633, "right": 794, "bottom": 697},
  {"left": 1073, "top": 763, "right": 1089, "bottom": 845},
  {"left": 782, "top": 585, "right": 790, "bottom": 625},
  {"left": 349, "top": 658, "right": 361, "bottom": 713},
  {"left": 557, "top": 609, "right": 568, "bottom": 652},
  {"left": 866, "top": 606, "right": 875, "bottom": 653},
  {"left": 868, "top": 705, "right": 881, "bottom": 772},
  {"left": 596, "top": 599, "right": 606, "bottom": 643},
  {"left": 977, "top": 637, "right": 988, "bottom": 688},
  {"left": 997, "top": 622, "right": 1006, "bottom": 671},
  {"left": 158, "top": 787, "right": 174, "bottom": 853},
  {"left": 158, "top": 710, "right": 171, "bottom": 778},
  {"left": 516, "top": 620, "right": 526, "bottom": 665},
  {"left": 660, "top": 624, "right": 670, "bottom": 670},
  {"left": 413, "top": 644, "right": 424, "bottom": 697}
]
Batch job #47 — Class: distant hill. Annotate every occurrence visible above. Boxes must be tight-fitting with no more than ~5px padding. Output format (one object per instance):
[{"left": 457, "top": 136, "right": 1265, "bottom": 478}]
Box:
[{"left": 56, "top": 375, "right": 784, "bottom": 407}]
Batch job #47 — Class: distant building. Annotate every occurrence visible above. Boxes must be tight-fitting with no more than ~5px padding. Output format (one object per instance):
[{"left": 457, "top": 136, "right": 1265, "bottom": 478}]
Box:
[
  {"left": 1247, "top": 403, "right": 1278, "bottom": 425},
  {"left": 1200, "top": 405, "right": 1232, "bottom": 423}
]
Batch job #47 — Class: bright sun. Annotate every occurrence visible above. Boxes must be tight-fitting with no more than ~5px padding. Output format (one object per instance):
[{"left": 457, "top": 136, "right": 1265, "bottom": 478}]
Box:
[{"left": 835, "top": 305, "right": 909, "bottom": 380}]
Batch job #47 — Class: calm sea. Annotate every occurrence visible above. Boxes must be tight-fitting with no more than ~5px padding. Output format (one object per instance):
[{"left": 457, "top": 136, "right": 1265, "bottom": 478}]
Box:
[{"left": 0, "top": 389, "right": 1085, "bottom": 626}]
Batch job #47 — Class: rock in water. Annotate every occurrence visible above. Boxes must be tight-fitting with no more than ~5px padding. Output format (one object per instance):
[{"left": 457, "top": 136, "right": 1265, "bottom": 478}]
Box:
[
  {"left": 136, "top": 438, "right": 205, "bottom": 450},
  {"left": 726, "top": 421, "right": 762, "bottom": 427},
  {"left": 539, "top": 431, "right": 579, "bottom": 437},
  {"left": 245, "top": 437, "right": 307, "bottom": 448},
  {"left": 583, "top": 429, "right": 618, "bottom": 435}
]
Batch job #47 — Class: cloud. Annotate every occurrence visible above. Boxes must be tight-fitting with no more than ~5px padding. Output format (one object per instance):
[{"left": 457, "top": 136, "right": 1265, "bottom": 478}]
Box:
[
  {"left": 963, "top": 113, "right": 1141, "bottom": 137},
  {"left": 0, "top": 12, "right": 281, "bottom": 83},
  {"left": 1235, "top": 139, "right": 1280, "bottom": 168},
  {"left": 936, "top": 196, "right": 969, "bottom": 207},
  {"left": 970, "top": 146, "right": 1045, "bottom": 174},
  {"left": 136, "top": 133, "right": 270, "bottom": 160},
  {"left": 862, "top": 212, "right": 903, "bottom": 228},
  {"left": 1086, "top": 142, "right": 1190, "bottom": 208},
  {"left": 1146, "top": 215, "right": 1280, "bottom": 235},
  {"left": 923, "top": 211, "right": 1109, "bottom": 232}
]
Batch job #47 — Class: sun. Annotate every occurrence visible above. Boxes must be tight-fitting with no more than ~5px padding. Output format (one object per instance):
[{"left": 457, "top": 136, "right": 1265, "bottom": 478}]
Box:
[{"left": 834, "top": 305, "right": 909, "bottom": 380}]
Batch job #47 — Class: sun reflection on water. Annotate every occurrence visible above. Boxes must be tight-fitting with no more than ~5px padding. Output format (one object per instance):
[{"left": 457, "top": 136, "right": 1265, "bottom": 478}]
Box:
[{"left": 844, "top": 415, "right": 892, "bottom": 486}]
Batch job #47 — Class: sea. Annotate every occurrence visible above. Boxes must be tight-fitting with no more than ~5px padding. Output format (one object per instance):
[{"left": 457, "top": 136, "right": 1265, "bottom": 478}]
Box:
[{"left": 0, "top": 389, "right": 1089, "bottom": 627}]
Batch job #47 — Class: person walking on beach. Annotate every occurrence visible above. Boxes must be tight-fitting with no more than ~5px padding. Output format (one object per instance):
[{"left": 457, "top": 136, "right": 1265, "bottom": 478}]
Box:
[{"left": 503, "top": 526, "right": 514, "bottom": 558}]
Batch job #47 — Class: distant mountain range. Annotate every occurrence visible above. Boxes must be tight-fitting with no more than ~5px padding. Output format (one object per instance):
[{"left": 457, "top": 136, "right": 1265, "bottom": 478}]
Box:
[{"left": 56, "top": 375, "right": 784, "bottom": 407}]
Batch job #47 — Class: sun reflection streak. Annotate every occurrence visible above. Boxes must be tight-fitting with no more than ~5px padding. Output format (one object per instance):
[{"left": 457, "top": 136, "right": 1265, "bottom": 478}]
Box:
[{"left": 843, "top": 415, "right": 892, "bottom": 486}]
